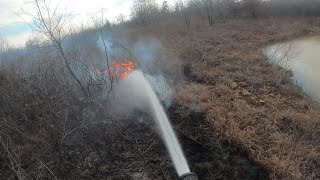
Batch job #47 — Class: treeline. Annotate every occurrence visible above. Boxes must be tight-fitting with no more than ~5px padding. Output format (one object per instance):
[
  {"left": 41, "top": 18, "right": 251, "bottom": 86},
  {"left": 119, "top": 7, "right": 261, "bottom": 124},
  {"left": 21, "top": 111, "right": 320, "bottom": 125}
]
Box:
[{"left": 130, "top": 0, "right": 320, "bottom": 26}]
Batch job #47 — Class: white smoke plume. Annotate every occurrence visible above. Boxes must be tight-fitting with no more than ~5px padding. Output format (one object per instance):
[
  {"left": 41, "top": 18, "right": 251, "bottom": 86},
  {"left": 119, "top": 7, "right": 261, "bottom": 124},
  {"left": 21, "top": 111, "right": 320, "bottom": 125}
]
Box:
[
  {"left": 91, "top": 31, "right": 180, "bottom": 114},
  {"left": 0, "top": 27, "right": 180, "bottom": 115}
]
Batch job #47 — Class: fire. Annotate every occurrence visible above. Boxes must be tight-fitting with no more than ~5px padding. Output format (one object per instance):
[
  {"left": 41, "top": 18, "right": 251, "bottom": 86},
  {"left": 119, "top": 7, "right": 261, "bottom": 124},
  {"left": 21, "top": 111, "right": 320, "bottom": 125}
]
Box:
[
  {"left": 111, "top": 60, "right": 135, "bottom": 79},
  {"left": 95, "top": 60, "right": 135, "bottom": 80}
]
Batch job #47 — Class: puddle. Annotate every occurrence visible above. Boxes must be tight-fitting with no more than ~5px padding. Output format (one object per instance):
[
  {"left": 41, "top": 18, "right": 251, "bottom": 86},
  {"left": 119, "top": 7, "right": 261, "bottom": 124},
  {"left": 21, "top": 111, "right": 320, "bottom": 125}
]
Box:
[{"left": 264, "top": 36, "right": 320, "bottom": 101}]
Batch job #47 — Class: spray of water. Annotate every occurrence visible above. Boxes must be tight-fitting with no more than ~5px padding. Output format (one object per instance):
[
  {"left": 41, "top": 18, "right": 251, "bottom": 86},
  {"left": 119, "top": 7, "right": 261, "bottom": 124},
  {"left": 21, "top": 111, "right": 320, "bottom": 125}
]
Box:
[{"left": 113, "top": 70, "right": 190, "bottom": 176}]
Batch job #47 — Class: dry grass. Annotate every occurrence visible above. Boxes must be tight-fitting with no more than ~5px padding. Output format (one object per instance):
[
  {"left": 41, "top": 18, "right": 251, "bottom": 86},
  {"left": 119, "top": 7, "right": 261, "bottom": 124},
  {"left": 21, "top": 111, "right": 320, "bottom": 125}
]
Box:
[
  {"left": 1, "top": 17, "right": 320, "bottom": 179},
  {"left": 131, "top": 17, "right": 320, "bottom": 179}
]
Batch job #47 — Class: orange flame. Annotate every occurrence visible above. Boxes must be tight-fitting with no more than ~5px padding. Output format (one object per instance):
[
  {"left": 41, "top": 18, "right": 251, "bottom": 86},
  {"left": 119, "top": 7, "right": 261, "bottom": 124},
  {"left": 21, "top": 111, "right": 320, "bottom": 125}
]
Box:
[
  {"left": 95, "top": 60, "right": 135, "bottom": 80},
  {"left": 111, "top": 60, "right": 134, "bottom": 79}
]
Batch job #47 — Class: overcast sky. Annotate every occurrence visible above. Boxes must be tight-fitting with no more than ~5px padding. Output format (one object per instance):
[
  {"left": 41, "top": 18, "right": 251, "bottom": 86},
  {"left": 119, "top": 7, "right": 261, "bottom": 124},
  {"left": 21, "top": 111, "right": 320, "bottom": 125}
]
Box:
[{"left": 0, "top": 0, "right": 176, "bottom": 47}]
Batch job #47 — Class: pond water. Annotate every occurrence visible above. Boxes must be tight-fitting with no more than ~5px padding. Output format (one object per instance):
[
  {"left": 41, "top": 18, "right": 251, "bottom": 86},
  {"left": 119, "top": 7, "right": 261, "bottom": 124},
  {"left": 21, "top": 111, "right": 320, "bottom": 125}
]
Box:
[{"left": 264, "top": 36, "right": 320, "bottom": 101}]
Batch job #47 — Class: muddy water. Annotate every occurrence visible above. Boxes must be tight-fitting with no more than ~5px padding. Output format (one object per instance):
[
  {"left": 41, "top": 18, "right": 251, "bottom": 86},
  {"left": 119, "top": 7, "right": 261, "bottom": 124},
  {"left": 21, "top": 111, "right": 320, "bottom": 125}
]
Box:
[{"left": 264, "top": 36, "right": 320, "bottom": 101}]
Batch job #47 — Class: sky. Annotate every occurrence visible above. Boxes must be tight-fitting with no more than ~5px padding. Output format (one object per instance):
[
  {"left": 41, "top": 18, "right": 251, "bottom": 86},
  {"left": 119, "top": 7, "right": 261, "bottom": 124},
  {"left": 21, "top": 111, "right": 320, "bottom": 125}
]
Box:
[{"left": 0, "top": 0, "right": 176, "bottom": 47}]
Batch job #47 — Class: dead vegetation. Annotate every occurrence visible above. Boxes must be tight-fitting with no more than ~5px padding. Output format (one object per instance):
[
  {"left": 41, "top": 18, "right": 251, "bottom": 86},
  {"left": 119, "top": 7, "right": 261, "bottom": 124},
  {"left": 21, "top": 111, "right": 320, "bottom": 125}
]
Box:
[
  {"left": 134, "top": 18, "right": 320, "bottom": 179},
  {"left": 1, "top": 0, "right": 320, "bottom": 179}
]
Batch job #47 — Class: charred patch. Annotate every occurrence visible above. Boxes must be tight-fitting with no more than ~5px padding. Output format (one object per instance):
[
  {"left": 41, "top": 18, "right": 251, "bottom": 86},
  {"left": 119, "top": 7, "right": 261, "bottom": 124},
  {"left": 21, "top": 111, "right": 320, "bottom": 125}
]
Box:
[
  {"left": 183, "top": 64, "right": 213, "bottom": 85},
  {"left": 169, "top": 105, "right": 268, "bottom": 180}
]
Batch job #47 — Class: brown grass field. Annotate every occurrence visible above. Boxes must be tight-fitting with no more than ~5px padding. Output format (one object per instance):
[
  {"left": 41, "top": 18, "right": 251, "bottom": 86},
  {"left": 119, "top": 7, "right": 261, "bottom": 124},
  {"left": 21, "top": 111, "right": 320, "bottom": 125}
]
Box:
[
  {"left": 1, "top": 17, "right": 320, "bottom": 179},
  {"left": 130, "top": 17, "right": 320, "bottom": 179}
]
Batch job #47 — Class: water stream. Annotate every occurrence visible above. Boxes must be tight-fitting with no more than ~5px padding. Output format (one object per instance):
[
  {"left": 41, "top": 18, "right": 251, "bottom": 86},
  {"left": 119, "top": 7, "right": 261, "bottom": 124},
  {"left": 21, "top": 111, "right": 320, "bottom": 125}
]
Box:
[{"left": 119, "top": 70, "right": 190, "bottom": 176}]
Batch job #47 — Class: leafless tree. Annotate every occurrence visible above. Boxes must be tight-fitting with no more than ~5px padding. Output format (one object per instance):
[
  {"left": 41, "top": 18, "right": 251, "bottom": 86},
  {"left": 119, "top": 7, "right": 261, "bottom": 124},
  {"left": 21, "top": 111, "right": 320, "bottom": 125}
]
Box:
[
  {"left": 243, "top": 0, "right": 259, "bottom": 18},
  {"left": 161, "top": 1, "right": 170, "bottom": 14},
  {"left": 201, "top": 0, "right": 215, "bottom": 26},
  {"left": 174, "top": 1, "right": 191, "bottom": 29},
  {"left": 132, "top": 0, "right": 159, "bottom": 25},
  {"left": 20, "top": 0, "right": 88, "bottom": 96},
  {"left": 0, "top": 35, "right": 9, "bottom": 55},
  {"left": 0, "top": 35, "right": 9, "bottom": 67},
  {"left": 116, "top": 14, "right": 125, "bottom": 24}
]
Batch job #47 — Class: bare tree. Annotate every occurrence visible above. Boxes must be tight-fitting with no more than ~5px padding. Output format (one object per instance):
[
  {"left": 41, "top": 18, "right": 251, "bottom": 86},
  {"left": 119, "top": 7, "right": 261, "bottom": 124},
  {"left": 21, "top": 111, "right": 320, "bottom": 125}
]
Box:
[
  {"left": 200, "top": 0, "right": 231, "bottom": 25},
  {"left": 132, "top": 0, "right": 159, "bottom": 25},
  {"left": 90, "top": 12, "right": 116, "bottom": 100},
  {"left": 0, "top": 35, "right": 9, "bottom": 68},
  {"left": 243, "top": 0, "right": 259, "bottom": 18},
  {"left": 20, "top": 0, "right": 88, "bottom": 96},
  {"left": 116, "top": 14, "right": 125, "bottom": 24},
  {"left": 162, "top": 1, "right": 170, "bottom": 14},
  {"left": 174, "top": 1, "right": 191, "bottom": 29},
  {"left": 202, "top": 0, "right": 215, "bottom": 26},
  {"left": 0, "top": 35, "right": 9, "bottom": 54}
]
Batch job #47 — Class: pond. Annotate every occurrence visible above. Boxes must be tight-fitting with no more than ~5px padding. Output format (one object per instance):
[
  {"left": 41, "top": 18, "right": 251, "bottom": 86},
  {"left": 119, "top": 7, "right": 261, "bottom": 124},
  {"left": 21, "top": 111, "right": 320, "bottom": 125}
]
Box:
[{"left": 264, "top": 36, "right": 320, "bottom": 101}]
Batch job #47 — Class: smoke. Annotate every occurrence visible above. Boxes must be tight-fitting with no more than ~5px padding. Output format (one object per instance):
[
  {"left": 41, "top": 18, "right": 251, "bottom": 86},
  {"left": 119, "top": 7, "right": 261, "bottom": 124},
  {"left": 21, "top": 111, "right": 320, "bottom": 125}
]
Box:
[
  {"left": 109, "top": 71, "right": 174, "bottom": 116},
  {"left": 107, "top": 40, "right": 177, "bottom": 115},
  {"left": 110, "top": 70, "right": 190, "bottom": 176},
  {"left": 92, "top": 32, "right": 180, "bottom": 115},
  {"left": 145, "top": 74, "right": 174, "bottom": 108},
  {"left": 133, "top": 38, "right": 183, "bottom": 79},
  {"left": 110, "top": 71, "right": 153, "bottom": 114},
  {"left": 1, "top": 21, "right": 190, "bottom": 176},
  {"left": 1, "top": 25, "right": 181, "bottom": 115},
  {"left": 133, "top": 38, "right": 162, "bottom": 71}
]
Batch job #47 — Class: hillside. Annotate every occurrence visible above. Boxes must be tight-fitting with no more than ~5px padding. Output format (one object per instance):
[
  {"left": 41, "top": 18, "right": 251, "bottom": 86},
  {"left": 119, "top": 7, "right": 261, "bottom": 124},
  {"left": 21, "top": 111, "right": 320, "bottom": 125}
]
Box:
[
  {"left": 1, "top": 13, "right": 320, "bottom": 180},
  {"left": 130, "top": 17, "right": 320, "bottom": 179}
]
